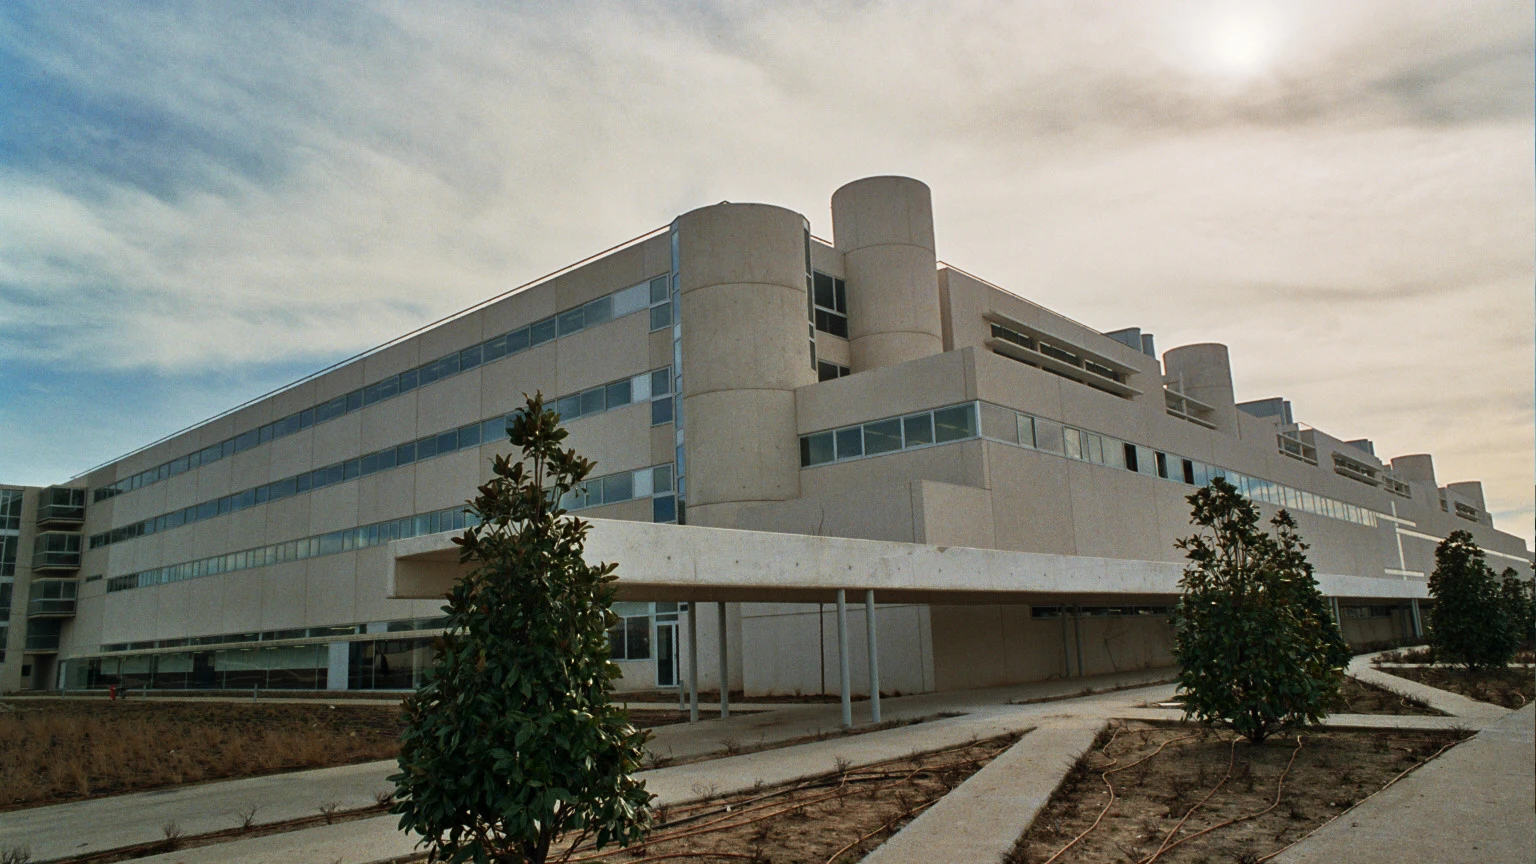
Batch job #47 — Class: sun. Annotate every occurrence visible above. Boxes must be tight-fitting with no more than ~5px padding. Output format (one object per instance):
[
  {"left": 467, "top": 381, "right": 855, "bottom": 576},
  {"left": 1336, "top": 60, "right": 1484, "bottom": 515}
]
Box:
[
  {"left": 1177, "top": 5, "right": 1290, "bottom": 83},
  {"left": 1207, "top": 14, "right": 1278, "bottom": 78}
]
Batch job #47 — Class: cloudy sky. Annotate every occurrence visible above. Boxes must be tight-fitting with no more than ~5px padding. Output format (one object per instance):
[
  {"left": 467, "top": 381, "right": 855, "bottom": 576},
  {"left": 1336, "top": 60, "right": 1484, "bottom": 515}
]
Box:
[{"left": 1, "top": 1, "right": 1531, "bottom": 542}]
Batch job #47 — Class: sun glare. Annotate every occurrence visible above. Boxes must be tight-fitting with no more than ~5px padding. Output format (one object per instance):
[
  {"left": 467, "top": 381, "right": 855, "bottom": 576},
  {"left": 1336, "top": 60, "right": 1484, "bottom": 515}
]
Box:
[{"left": 1176, "top": 5, "right": 1289, "bottom": 83}]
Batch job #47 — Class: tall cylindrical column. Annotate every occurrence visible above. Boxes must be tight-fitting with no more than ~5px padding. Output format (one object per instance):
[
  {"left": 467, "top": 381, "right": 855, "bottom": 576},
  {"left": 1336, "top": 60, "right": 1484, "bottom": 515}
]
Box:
[
  {"left": 1163, "top": 343, "right": 1238, "bottom": 434},
  {"left": 675, "top": 203, "right": 814, "bottom": 529},
  {"left": 831, "top": 176, "right": 944, "bottom": 372}
]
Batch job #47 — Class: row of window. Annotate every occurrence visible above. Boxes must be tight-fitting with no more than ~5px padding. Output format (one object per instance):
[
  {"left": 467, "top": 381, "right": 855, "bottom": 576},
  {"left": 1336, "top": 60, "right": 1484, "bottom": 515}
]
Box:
[
  {"left": 103, "top": 463, "right": 678, "bottom": 594},
  {"left": 90, "top": 368, "right": 673, "bottom": 550},
  {"left": 94, "top": 276, "right": 672, "bottom": 503},
  {"left": 105, "top": 504, "right": 476, "bottom": 593},
  {"left": 976, "top": 401, "right": 1383, "bottom": 529},
  {"left": 800, "top": 400, "right": 1386, "bottom": 531},
  {"left": 799, "top": 403, "right": 979, "bottom": 467},
  {"left": 100, "top": 617, "right": 443, "bottom": 654},
  {"left": 560, "top": 465, "right": 677, "bottom": 522},
  {"left": 1030, "top": 605, "right": 1173, "bottom": 618}
]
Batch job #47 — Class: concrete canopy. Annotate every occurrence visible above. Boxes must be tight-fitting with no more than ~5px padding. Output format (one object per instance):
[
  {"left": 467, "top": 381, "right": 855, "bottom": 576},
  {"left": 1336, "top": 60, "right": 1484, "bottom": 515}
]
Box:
[{"left": 387, "top": 518, "right": 1427, "bottom": 606}]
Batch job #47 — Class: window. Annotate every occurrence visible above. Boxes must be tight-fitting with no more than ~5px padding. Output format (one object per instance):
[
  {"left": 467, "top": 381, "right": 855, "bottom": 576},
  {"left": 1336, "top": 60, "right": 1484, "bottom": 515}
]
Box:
[
  {"left": 608, "top": 614, "right": 652, "bottom": 660},
  {"left": 800, "top": 403, "right": 980, "bottom": 467},
  {"left": 817, "top": 361, "right": 851, "bottom": 382},
  {"left": 811, "top": 271, "right": 849, "bottom": 338}
]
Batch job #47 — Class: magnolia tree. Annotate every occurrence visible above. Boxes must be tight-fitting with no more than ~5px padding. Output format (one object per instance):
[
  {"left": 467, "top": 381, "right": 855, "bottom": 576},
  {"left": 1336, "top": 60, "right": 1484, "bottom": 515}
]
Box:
[
  {"left": 1427, "top": 531, "right": 1522, "bottom": 671},
  {"left": 390, "top": 394, "right": 651, "bottom": 864},
  {"left": 1171, "top": 478, "right": 1350, "bottom": 744}
]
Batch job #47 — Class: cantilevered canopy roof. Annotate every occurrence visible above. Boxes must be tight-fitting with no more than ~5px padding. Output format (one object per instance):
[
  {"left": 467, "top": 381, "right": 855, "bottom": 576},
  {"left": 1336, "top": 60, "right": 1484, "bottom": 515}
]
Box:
[{"left": 387, "top": 519, "right": 1425, "bottom": 606}]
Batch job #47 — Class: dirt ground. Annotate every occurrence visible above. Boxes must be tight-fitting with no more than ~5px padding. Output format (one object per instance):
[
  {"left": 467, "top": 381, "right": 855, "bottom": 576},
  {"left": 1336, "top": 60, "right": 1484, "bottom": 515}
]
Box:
[
  {"left": 1331, "top": 676, "right": 1443, "bottom": 715},
  {"left": 1377, "top": 666, "right": 1534, "bottom": 710},
  {"left": 0, "top": 699, "right": 686, "bottom": 810},
  {"left": 561, "top": 733, "right": 1022, "bottom": 864},
  {"left": 1006, "top": 721, "right": 1467, "bottom": 864}
]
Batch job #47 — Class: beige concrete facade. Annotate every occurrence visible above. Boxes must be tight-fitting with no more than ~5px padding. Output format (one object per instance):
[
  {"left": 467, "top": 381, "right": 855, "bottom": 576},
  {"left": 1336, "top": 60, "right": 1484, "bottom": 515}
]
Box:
[{"left": 5, "top": 176, "right": 1529, "bottom": 695}]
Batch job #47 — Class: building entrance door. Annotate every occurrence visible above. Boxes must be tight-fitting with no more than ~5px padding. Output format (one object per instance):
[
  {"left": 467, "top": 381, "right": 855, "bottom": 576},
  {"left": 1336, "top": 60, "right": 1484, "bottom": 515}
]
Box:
[{"left": 655, "top": 621, "right": 679, "bottom": 688}]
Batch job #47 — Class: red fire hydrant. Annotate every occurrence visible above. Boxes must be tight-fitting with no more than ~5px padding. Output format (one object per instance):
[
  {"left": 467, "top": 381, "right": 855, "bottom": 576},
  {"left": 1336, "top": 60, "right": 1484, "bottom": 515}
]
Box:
[{"left": 108, "top": 685, "right": 118, "bottom": 701}]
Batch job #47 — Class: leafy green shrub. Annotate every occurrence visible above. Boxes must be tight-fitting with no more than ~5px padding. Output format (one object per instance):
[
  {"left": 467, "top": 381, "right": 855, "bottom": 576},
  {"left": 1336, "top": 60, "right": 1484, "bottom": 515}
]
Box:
[
  {"left": 1498, "top": 567, "right": 1535, "bottom": 651},
  {"left": 1427, "top": 531, "right": 1519, "bottom": 671},
  {"left": 1171, "top": 477, "right": 1350, "bottom": 744},
  {"left": 390, "top": 393, "right": 651, "bottom": 863}
]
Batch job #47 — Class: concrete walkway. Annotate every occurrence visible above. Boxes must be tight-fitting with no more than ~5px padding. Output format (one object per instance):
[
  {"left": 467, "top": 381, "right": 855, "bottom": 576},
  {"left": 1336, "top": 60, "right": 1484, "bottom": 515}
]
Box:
[
  {"left": 1273, "top": 704, "right": 1534, "bottom": 864},
  {"left": 124, "top": 705, "right": 1061, "bottom": 864},
  {"left": 860, "top": 718, "right": 1102, "bottom": 864},
  {"left": 0, "top": 669, "right": 1173, "bottom": 862},
  {"left": 1346, "top": 652, "right": 1509, "bottom": 720}
]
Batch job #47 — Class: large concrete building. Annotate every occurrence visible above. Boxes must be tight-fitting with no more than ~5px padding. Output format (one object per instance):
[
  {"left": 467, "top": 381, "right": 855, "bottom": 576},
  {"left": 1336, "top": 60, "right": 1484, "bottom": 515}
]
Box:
[{"left": 2, "top": 176, "right": 1529, "bottom": 695}]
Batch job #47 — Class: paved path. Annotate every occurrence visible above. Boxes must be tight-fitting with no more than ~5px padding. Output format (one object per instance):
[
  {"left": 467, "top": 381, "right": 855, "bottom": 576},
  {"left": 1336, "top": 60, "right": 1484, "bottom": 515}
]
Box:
[
  {"left": 860, "top": 718, "right": 1102, "bottom": 864},
  {"left": 1272, "top": 704, "right": 1533, "bottom": 864},
  {"left": 0, "top": 669, "right": 1173, "bottom": 862},
  {"left": 1346, "top": 652, "right": 1509, "bottom": 720},
  {"left": 124, "top": 704, "right": 1067, "bottom": 864}
]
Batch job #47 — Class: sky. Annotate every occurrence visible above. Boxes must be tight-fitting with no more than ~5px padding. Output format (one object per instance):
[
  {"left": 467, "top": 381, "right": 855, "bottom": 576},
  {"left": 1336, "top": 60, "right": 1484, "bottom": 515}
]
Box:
[{"left": 0, "top": 1, "right": 1531, "bottom": 543}]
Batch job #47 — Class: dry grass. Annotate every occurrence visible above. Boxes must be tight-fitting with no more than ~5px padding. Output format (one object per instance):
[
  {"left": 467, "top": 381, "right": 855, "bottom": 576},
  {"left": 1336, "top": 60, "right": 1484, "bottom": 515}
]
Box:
[
  {"left": 0, "top": 699, "right": 688, "bottom": 811},
  {"left": 1006, "top": 721, "right": 1468, "bottom": 864}
]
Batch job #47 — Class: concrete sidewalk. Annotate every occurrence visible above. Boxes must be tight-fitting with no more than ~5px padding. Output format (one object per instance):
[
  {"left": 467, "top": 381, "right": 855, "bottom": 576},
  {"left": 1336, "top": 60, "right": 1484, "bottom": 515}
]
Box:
[
  {"left": 1272, "top": 703, "right": 1535, "bottom": 864},
  {"left": 1346, "top": 653, "right": 1509, "bottom": 720},
  {"left": 125, "top": 705, "right": 1059, "bottom": 864},
  {"left": 860, "top": 718, "right": 1102, "bottom": 864},
  {"left": 0, "top": 668, "right": 1173, "bottom": 862}
]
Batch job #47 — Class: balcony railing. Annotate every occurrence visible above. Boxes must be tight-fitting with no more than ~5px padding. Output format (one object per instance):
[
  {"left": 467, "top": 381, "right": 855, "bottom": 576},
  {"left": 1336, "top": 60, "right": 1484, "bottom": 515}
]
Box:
[
  {"left": 27, "top": 597, "right": 77, "bottom": 618},
  {"left": 37, "top": 502, "right": 86, "bottom": 528},
  {"left": 31, "top": 549, "right": 81, "bottom": 572},
  {"left": 24, "top": 633, "right": 60, "bottom": 653}
]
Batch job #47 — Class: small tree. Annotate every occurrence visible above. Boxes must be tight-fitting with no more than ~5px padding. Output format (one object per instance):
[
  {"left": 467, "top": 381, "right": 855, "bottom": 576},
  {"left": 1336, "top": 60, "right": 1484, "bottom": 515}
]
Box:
[
  {"left": 390, "top": 393, "right": 651, "bottom": 863},
  {"left": 1171, "top": 477, "right": 1350, "bottom": 744},
  {"left": 1426, "top": 531, "right": 1516, "bottom": 672},
  {"left": 1498, "top": 567, "right": 1536, "bottom": 651}
]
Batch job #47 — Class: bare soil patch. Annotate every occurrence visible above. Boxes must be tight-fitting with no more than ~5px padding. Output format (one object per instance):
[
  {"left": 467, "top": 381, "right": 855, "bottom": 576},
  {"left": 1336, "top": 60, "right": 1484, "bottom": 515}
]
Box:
[
  {"left": 1331, "top": 676, "right": 1443, "bottom": 715},
  {"left": 0, "top": 699, "right": 685, "bottom": 810},
  {"left": 565, "top": 733, "right": 1023, "bottom": 864},
  {"left": 1006, "top": 720, "right": 1467, "bottom": 864},
  {"left": 1377, "top": 666, "right": 1533, "bottom": 710}
]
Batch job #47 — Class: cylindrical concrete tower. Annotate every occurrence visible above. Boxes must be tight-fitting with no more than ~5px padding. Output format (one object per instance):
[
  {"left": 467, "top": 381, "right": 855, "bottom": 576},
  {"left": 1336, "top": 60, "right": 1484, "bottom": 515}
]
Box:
[
  {"left": 831, "top": 176, "right": 944, "bottom": 372},
  {"left": 675, "top": 202, "right": 815, "bottom": 528},
  {"left": 1163, "top": 343, "right": 1238, "bottom": 434}
]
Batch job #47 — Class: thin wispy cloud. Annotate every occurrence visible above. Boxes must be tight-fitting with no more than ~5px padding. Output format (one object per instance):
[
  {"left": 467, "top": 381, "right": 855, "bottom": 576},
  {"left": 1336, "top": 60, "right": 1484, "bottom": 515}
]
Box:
[{"left": 0, "top": 0, "right": 1529, "bottom": 540}]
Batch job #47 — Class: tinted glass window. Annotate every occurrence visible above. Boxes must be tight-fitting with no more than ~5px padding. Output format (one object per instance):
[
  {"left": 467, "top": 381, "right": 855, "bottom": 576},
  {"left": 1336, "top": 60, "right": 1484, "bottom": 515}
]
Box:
[
  {"left": 864, "top": 419, "right": 902, "bottom": 455},
  {"left": 800, "top": 432, "right": 835, "bottom": 466},
  {"left": 835, "top": 427, "right": 863, "bottom": 459},
  {"left": 529, "top": 318, "right": 557, "bottom": 345},
  {"left": 902, "top": 413, "right": 934, "bottom": 447},
  {"left": 606, "top": 379, "right": 632, "bottom": 408}
]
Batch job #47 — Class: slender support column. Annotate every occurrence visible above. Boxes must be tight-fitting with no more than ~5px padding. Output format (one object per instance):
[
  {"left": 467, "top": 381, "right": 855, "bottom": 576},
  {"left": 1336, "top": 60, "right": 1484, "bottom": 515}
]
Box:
[
  {"left": 717, "top": 601, "right": 730, "bottom": 719},
  {"left": 865, "top": 589, "right": 881, "bottom": 724},
  {"left": 836, "top": 589, "right": 852, "bottom": 728},
  {"left": 688, "top": 603, "right": 700, "bottom": 723},
  {"left": 1409, "top": 598, "right": 1423, "bottom": 641},
  {"left": 1072, "top": 605, "right": 1085, "bottom": 678}
]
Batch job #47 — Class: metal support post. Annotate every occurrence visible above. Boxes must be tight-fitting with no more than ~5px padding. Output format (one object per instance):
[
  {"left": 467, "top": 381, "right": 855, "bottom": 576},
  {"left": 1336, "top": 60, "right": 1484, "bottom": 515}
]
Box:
[
  {"left": 688, "top": 603, "right": 699, "bottom": 723},
  {"left": 717, "top": 601, "right": 730, "bottom": 719},
  {"left": 836, "top": 589, "right": 852, "bottom": 728},
  {"left": 865, "top": 589, "right": 881, "bottom": 724},
  {"left": 1410, "top": 598, "right": 1423, "bottom": 641}
]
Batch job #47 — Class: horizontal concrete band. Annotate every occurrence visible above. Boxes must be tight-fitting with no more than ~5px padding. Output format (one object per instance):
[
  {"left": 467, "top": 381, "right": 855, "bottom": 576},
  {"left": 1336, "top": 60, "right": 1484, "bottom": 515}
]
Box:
[{"left": 388, "top": 518, "right": 1429, "bottom": 605}]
